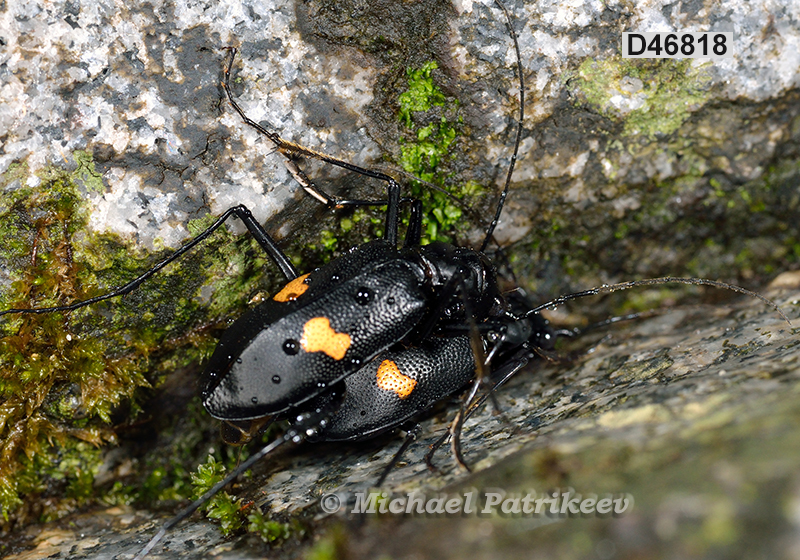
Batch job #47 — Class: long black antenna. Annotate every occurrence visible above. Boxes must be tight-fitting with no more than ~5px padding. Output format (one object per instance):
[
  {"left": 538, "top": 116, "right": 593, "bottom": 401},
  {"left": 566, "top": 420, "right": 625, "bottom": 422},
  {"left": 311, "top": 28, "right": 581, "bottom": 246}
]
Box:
[
  {"left": 132, "top": 435, "right": 292, "bottom": 560},
  {"left": 528, "top": 276, "right": 792, "bottom": 326},
  {"left": 480, "top": 0, "right": 525, "bottom": 253},
  {"left": 0, "top": 205, "right": 304, "bottom": 318}
]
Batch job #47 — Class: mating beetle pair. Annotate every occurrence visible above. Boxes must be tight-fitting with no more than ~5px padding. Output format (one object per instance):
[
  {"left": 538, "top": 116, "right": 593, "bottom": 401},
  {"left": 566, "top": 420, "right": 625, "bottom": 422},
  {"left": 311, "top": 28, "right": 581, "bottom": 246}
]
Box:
[
  {"left": 201, "top": 0, "right": 562, "bottom": 458},
  {"left": 137, "top": 10, "right": 789, "bottom": 554},
  {"left": 1, "top": 2, "right": 553, "bottom": 553}
]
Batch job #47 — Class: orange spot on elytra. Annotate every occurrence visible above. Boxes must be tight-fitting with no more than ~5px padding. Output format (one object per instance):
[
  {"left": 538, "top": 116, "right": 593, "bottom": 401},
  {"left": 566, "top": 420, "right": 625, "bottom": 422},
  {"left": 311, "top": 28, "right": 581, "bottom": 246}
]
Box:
[
  {"left": 273, "top": 273, "right": 310, "bottom": 302},
  {"left": 300, "top": 317, "right": 351, "bottom": 360},
  {"left": 375, "top": 359, "right": 416, "bottom": 399}
]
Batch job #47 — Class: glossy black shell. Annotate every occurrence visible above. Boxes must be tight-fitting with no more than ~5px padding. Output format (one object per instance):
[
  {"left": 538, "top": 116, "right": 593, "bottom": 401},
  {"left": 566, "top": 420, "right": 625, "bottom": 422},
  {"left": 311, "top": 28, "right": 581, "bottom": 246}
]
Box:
[
  {"left": 202, "top": 240, "right": 429, "bottom": 419},
  {"left": 311, "top": 336, "right": 476, "bottom": 442}
]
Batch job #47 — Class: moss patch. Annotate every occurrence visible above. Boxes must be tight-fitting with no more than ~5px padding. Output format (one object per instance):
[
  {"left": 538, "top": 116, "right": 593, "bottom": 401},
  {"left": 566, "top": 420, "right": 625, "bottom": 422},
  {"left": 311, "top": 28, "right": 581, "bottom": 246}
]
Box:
[
  {"left": 191, "top": 454, "right": 297, "bottom": 542},
  {"left": 570, "top": 57, "right": 712, "bottom": 138},
  {"left": 397, "top": 61, "right": 481, "bottom": 243},
  {"left": 0, "top": 153, "right": 277, "bottom": 528}
]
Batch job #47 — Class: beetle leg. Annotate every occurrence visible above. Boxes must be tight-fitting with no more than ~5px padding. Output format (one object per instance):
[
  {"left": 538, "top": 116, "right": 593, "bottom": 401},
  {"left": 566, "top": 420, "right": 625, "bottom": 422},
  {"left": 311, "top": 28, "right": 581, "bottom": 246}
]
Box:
[
  {"left": 133, "top": 433, "right": 292, "bottom": 560},
  {"left": 0, "top": 205, "right": 296, "bottom": 317},
  {"left": 448, "top": 377, "right": 482, "bottom": 472},
  {"left": 227, "top": 205, "right": 298, "bottom": 279},
  {"left": 282, "top": 158, "right": 397, "bottom": 208},
  {"left": 424, "top": 429, "right": 448, "bottom": 472},
  {"left": 223, "top": 48, "right": 407, "bottom": 246},
  {"left": 374, "top": 423, "right": 420, "bottom": 487},
  {"left": 425, "top": 347, "right": 534, "bottom": 470},
  {"left": 134, "top": 404, "right": 335, "bottom": 559},
  {"left": 418, "top": 275, "right": 489, "bottom": 472},
  {"left": 403, "top": 199, "right": 424, "bottom": 248}
]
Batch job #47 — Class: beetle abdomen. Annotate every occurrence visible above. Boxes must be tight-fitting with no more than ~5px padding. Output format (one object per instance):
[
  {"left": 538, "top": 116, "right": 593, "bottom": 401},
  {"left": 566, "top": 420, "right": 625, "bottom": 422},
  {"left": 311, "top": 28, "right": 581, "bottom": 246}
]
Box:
[
  {"left": 314, "top": 336, "right": 476, "bottom": 442},
  {"left": 202, "top": 258, "right": 429, "bottom": 420}
]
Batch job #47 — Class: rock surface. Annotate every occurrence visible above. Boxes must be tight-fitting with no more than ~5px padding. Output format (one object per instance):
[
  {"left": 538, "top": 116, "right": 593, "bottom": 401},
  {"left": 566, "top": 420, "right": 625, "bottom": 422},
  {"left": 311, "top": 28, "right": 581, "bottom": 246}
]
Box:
[{"left": 2, "top": 0, "right": 799, "bottom": 276}]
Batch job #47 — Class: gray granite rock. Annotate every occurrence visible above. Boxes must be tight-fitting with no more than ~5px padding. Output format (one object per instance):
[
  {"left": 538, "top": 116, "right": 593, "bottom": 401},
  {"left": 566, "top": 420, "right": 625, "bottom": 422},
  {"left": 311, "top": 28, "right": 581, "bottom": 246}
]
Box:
[{"left": 3, "top": 0, "right": 798, "bottom": 257}]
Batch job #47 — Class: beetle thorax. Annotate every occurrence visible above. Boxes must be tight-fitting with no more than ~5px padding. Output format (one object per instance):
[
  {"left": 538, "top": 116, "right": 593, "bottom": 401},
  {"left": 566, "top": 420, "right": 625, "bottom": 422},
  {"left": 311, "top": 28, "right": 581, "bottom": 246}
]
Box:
[{"left": 409, "top": 241, "right": 501, "bottom": 321}]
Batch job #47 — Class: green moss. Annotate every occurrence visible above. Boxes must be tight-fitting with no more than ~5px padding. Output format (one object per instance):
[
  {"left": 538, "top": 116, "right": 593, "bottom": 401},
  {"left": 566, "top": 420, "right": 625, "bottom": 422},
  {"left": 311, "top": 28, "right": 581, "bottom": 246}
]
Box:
[
  {"left": 191, "top": 455, "right": 244, "bottom": 535},
  {"left": 0, "top": 162, "right": 139, "bottom": 521},
  {"left": 0, "top": 152, "right": 278, "bottom": 526},
  {"left": 247, "top": 509, "right": 295, "bottom": 543},
  {"left": 191, "top": 454, "right": 296, "bottom": 541},
  {"left": 319, "top": 230, "right": 339, "bottom": 253},
  {"left": 304, "top": 525, "right": 349, "bottom": 560},
  {"left": 297, "top": 60, "right": 476, "bottom": 259},
  {"left": 99, "top": 396, "right": 223, "bottom": 512},
  {"left": 72, "top": 150, "right": 105, "bottom": 193},
  {"left": 398, "top": 62, "right": 447, "bottom": 127},
  {"left": 527, "top": 133, "right": 800, "bottom": 302},
  {"left": 305, "top": 537, "right": 338, "bottom": 560},
  {"left": 571, "top": 57, "right": 711, "bottom": 138},
  {"left": 396, "top": 61, "right": 477, "bottom": 244}
]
